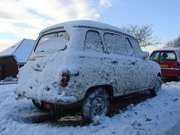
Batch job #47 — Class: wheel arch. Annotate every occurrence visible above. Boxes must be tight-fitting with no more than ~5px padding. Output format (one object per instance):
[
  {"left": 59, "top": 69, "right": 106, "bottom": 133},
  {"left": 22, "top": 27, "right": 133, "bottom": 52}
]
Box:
[{"left": 84, "top": 85, "right": 114, "bottom": 99}]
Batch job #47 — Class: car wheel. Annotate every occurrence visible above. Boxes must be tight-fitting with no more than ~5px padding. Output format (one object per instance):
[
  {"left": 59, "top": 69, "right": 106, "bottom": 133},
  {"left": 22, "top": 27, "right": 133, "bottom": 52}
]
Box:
[
  {"left": 32, "top": 100, "right": 46, "bottom": 111},
  {"left": 82, "top": 88, "right": 109, "bottom": 122},
  {"left": 150, "top": 76, "right": 162, "bottom": 97}
]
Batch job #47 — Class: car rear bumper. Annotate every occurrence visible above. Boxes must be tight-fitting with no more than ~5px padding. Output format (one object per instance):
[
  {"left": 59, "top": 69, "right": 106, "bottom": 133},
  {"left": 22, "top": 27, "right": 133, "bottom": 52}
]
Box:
[
  {"left": 161, "top": 68, "right": 180, "bottom": 77},
  {"left": 15, "top": 88, "right": 78, "bottom": 105}
]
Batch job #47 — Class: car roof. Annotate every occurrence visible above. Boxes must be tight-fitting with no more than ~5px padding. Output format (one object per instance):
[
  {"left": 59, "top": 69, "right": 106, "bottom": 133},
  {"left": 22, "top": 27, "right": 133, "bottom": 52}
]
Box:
[
  {"left": 153, "top": 48, "right": 180, "bottom": 52},
  {"left": 40, "top": 20, "right": 133, "bottom": 37}
]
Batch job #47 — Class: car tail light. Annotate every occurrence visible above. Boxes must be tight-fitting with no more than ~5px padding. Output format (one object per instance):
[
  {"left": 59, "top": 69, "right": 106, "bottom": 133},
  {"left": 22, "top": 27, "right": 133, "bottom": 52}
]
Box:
[
  {"left": 44, "top": 102, "right": 53, "bottom": 110},
  {"left": 61, "top": 72, "right": 70, "bottom": 87}
]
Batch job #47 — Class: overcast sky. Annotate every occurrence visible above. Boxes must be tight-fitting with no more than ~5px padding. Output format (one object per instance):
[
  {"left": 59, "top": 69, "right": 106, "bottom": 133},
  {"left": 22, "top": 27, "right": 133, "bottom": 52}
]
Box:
[{"left": 0, "top": 0, "right": 179, "bottom": 52}]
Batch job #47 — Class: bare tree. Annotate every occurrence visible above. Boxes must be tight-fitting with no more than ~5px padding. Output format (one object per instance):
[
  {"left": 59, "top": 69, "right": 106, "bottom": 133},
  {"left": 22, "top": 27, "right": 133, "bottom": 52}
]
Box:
[
  {"left": 167, "top": 36, "right": 180, "bottom": 47},
  {"left": 122, "top": 24, "right": 159, "bottom": 47}
]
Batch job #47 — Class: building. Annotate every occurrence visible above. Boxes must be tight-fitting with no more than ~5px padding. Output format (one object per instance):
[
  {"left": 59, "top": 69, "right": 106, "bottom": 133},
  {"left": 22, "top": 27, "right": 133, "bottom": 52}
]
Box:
[{"left": 0, "top": 39, "right": 35, "bottom": 80}]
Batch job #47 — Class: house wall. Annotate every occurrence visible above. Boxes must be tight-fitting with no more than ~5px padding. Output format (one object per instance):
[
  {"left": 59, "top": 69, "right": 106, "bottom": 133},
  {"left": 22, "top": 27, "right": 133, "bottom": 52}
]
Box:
[{"left": 0, "top": 56, "right": 18, "bottom": 80}]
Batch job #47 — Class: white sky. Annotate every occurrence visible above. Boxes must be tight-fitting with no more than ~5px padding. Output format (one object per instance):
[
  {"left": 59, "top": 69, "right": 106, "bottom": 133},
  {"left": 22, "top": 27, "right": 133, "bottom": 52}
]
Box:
[
  {"left": 0, "top": 0, "right": 113, "bottom": 52},
  {"left": 0, "top": 0, "right": 179, "bottom": 52}
]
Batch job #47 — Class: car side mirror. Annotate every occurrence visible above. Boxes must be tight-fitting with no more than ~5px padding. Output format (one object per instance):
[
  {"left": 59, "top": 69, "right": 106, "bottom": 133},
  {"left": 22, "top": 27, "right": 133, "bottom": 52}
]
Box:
[{"left": 141, "top": 51, "right": 149, "bottom": 59}]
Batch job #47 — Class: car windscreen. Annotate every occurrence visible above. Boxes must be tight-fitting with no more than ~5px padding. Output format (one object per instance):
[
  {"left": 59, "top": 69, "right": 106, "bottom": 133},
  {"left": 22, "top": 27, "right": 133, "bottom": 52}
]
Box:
[{"left": 35, "top": 31, "right": 70, "bottom": 53}]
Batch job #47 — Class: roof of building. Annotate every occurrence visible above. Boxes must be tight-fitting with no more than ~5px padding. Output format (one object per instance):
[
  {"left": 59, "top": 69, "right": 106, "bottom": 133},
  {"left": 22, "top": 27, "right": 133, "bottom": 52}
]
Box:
[{"left": 0, "top": 39, "right": 35, "bottom": 64}]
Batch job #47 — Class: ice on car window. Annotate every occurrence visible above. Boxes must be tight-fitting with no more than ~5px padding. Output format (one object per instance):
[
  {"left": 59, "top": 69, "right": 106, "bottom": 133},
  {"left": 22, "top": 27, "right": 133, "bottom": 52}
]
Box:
[
  {"left": 84, "top": 30, "right": 103, "bottom": 53},
  {"left": 104, "top": 33, "right": 127, "bottom": 55},
  {"left": 124, "top": 38, "right": 135, "bottom": 56},
  {"left": 35, "top": 32, "right": 69, "bottom": 53}
]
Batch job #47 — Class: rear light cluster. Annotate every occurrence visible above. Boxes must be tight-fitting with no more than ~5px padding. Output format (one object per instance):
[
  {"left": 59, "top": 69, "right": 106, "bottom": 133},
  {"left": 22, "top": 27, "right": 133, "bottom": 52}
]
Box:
[
  {"left": 44, "top": 102, "right": 53, "bottom": 110},
  {"left": 61, "top": 72, "right": 70, "bottom": 87}
]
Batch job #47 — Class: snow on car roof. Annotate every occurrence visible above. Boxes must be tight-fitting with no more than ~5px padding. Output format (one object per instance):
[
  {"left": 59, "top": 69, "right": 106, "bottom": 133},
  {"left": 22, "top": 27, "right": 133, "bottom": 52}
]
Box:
[{"left": 40, "top": 20, "right": 133, "bottom": 37}]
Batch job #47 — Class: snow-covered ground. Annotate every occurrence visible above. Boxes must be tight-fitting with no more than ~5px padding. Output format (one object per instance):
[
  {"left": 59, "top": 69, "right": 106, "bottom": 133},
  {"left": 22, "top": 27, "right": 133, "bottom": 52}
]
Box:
[{"left": 0, "top": 82, "right": 180, "bottom": 135}]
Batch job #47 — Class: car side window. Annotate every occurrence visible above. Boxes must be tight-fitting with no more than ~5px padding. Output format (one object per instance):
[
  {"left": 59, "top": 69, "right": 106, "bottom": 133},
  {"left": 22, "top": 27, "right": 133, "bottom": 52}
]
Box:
[
  {"left": 129, "top": 38, "right": 142, "bottom": 52},
  {"left": 103, "top": 33, "right": 127, "bottom": 55},
  {"left": 125, "top": 38, "right": 135, "bottom": 56},
  {"left": 84, "top": 30, "right": 103, "bottom": 53},
  {"left": 149, "top": 52, "right": 160, "bottom": 60}
]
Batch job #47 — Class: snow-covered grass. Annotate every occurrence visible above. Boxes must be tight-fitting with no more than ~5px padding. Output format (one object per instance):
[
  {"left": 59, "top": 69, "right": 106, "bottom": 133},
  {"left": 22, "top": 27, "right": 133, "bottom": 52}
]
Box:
[{"left": 0, "top": 82, "right": 180, "bottom": 135}]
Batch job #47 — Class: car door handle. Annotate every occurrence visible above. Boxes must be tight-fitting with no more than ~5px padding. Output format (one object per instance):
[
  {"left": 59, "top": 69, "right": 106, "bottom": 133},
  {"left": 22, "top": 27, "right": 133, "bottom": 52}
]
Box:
[
  {"left": 130, "top": 61, "right": 136, "bottom": 65},
  {"left": 79, "top": 56, "right": 85, "bottom": 58},
  {"left": 111, "top": 60, "right": 118, "bottom": 64}
]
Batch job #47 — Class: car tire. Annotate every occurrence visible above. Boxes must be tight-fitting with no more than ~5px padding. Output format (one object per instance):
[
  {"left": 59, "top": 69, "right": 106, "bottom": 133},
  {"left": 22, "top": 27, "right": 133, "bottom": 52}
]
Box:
[
  {"left": 150, "top": 76, "right": 162, "bottom": 97},
  {"left": 82, "top": 88, "right": 109, "bottom": 122},
  {"left": 32, "top": 100, "right": 46, "bottom": 111}
]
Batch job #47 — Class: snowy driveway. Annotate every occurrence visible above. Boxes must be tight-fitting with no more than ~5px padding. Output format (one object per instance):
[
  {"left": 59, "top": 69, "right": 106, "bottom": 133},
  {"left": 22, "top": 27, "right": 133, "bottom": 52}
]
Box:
[{"left": 0, "top": 82, "right": 180, "bottom": 135}]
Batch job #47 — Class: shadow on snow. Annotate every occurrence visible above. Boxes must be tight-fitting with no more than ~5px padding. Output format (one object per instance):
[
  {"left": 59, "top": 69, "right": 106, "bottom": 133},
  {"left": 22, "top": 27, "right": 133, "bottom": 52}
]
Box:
[{"left": 18, "top": 91, "right": 153, "bottom": 126}]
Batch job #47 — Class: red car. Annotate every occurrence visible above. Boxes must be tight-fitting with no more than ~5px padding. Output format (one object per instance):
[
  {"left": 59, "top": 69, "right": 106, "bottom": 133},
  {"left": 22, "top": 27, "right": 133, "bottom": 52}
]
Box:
[{"left": 149, "top": 48, "right": 180, "bottom": 81}]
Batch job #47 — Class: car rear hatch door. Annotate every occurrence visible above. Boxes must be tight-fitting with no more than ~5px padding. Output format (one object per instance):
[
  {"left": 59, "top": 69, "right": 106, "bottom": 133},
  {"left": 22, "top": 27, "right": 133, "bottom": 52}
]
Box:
[{"left": 159, "top": 51, "right": 178, "bottom": 68}]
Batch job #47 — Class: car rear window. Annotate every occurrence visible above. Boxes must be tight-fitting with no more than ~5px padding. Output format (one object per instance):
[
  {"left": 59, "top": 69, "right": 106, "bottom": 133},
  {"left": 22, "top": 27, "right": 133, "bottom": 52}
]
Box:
[
  {"left": 160, "top": 52, "right": 176, "bottom": 60},
  {"left": 35, "top": 31, "right": 69, "bottom": 53},
  {"left": 150, "top": 51, "right": 177, "bottom": 61}
]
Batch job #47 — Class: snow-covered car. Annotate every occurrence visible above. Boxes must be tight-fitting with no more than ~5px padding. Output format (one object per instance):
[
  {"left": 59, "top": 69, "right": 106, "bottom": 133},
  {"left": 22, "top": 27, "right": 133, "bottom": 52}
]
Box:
[
  {"left": 149, "top": 48, "right": 180, "bottom": 81},
  {"left": 15, "top": 20, "right": 162, "bottom": 121}
]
